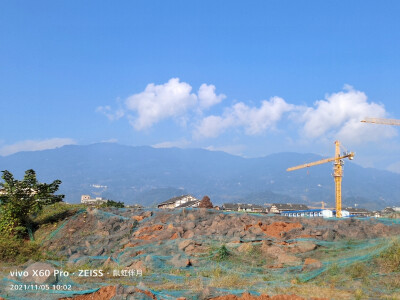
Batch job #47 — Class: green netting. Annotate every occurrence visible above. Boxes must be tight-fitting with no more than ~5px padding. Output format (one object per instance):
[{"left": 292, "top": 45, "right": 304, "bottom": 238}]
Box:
[{"left": 1, "top": 207, "right": 400, "bottom": 299}]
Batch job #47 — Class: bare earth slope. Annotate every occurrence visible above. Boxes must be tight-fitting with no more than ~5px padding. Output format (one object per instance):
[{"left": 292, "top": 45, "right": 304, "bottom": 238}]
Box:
[{"left": 2, "top": 207, "right": 400, "bottom": 299}]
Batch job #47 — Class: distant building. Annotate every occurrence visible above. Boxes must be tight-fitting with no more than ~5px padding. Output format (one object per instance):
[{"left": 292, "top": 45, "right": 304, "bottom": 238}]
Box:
[
  {"left": 81, "top": 194, "right": 108, "bottom": 205},
  {"left": 373, "top": 211, "right": 381, "bottom": 218},
  {"left": 176, "top": 199, "right": 201, "bottom": 208},
  {"left": 157, "top": 195, "right": 199, "bottom": 209},
  {"left": 281, "top": 209, "right": 333, "bottom": 218},
  {"left": 382, "top": 207, "right": 395, "bottom": 214},
  {"left": 381, "top": 207, "right": 400, "bottom": 217},
  {"left": 333, "top": 210, "right": 350, "bottom": 218},
  {"left": 126, "top": 204, "right": 144, "bottom": 209},
  {"left": 343, "top": 207, "right": 371, "bottom": 217},
  {"left": 221, "top": 203, "right": 267, "bottom": 213},
  {"left": 269, "top": 203, "right": 309, "bottom": 214}
]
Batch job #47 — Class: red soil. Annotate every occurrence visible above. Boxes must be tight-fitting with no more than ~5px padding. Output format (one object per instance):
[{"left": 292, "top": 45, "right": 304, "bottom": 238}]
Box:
[
  {"left": 58, "top": 286, "right": 116, "bottom": 300},
  {"left": 210, "top": 292, "right": 328, "bottom": 300},
  {"left": 246, "top": 221, "right": 303, "bottom": 238}
]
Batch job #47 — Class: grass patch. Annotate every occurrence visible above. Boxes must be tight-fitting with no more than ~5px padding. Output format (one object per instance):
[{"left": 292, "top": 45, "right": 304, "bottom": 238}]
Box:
[
  {"left": 33, "top": 203, "right": 85, "bottom": 225},
  {"left": 215, "top": 244, "right": 230, "bottom": 261},
  {"left": 376, "top": 239, "right": 400, "bottom": 272},
  {"left": 346, "top": 262, "right": 370, "bottom": 279},
  {"left": 0, "top": 236, "right": 43, "bottom": 263},
  {"left": 209, "top": 273, "right": 250, "bottom": 288},
  {"left": 269, "top": 283, "right": 354, "bottom": 299}
]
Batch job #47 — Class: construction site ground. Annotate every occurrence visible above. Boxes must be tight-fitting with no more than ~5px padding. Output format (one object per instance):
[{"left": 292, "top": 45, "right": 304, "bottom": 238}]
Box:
[{"left": 1, "top": 205, "right": 399, "bottom": 300}]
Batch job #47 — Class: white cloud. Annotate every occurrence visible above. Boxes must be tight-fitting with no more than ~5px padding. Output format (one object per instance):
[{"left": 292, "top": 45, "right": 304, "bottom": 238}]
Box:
[
  {"left": 195, "top": 115, "right": 235, "bottom": 138},
  {"left": 198, "top": 84, "right": 226, "bottom": 109},
  {"left": 101, "top": 138, "right": 118, "bottom": 143},
  {"left": 96, "top": 105, "right": 124, "bottom": 121},
  {"left": 0, "top": 138, "right": 77, "bottom": 156},
  {"left": 204, "top": 144, "right": 246, "bottom": 156},
  {"left": 125, "top": 78, "right": 197, "bottom": 130},
  {"left": 99, "top": 78, "right": 226, "bottom": 130},
  {"left": 98, "top": 80, "right": 397, "bottom": 147},
  {"left": 387, "top": 161, "right": 400, "bottom": 174},
  {"left": 195, "top": 97, "right": 293, "bottom": 138},
  {"left": 298, "top": 85, "right": 396, "bottom": 144},
  {"left": 152, "top": 139, "right": 190, "bottom": 149}
]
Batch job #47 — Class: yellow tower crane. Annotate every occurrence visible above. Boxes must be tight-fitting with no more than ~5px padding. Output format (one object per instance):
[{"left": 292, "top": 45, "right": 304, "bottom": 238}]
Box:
[
  {"left": 286, "top": 141, "right": 355, "bottom": 218},
  {"left": 361, "top": 117, "right": 400, "bottom": 126}
]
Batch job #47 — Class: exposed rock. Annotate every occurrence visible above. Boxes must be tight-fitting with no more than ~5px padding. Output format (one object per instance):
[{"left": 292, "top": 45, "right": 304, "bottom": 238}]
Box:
[
  {"left": 302, "top": 258, "right": 323, "bottom": 271},
  {"left": 277, "top": 254, "right": 301, "bottom": 266},
  {"left": 170, "top": 232, "right": 180, "bottom": 239},
  {"left": 322, "top": 230, "right": 335, "bottom": 241},
  {"left": 170, "top": 254, "right": 192, "bottom": 268},
  {"left": 178, "top": 239, "right": 195, "bottom": 251},
  {"left": 291, "top": 241, "right": 317, "bottom": 253},
  {"left": 237, "top": 243, "right": 253, "bottom": 253},
  {"left": 259, "top": 222, "right": 303, "bottom": 238},
  {"left": 262, "top": 245, "right": 284, "bottom": 257},
  {"left": 127, "top": 260, "right": 147, "bottom": 272},
  {"left": 209, "top": 292, "right": 315, "bottom": 299},
  {"left": 23, "top": 262, "right": 57, "bottom": 284},
  {"left": 132, "top": 215, "right": 145, "bottom": 221},
  {"left": 187, "top": 213, "right": 197, "bottom": 221},
  {"left": 103, "top": 257, "right": 118, "bottom": 268},
  {"left": 183, "top": 230, "right": 195, "bottom": 239}
]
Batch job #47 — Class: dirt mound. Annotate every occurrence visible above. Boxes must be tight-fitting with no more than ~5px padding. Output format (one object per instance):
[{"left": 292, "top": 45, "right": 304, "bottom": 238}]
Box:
[
  {"left": 259, "top": 221, "right": 303, "bottom": 238},
  {"left": 42, "top": 207, "right": 400, "bottom": 271},
  {"left": 210, "top": 292, "right": 328, "bottom": 300},
  {"left": 33, "top": 207, "right": 400, "bottom": 299},
  {"left": 58, "top": 285, "right": 159, "bottom": 300},
  {"left": 58, "top": 286, "right": 116, "bottom": 300}
]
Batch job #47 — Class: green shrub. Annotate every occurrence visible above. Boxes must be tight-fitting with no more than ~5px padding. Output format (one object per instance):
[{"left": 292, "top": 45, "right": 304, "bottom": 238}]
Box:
[
  {"left": 347, "top": 262, "right": 369, "bottom": 279},
  {"left": 215, "top": 244, "right": 230, "bottom": 261},
  {"left": 99, "top": 200, "right": 124, "bottom": 208},
  {"left": 0, "top": 236, "right": 42, "bottom": 263},
  {"left": 327, "top": 263, "right": 340, "bottom": 276},
  {"left": 33, "top": 202, "right": 78, "bottom": 225}
]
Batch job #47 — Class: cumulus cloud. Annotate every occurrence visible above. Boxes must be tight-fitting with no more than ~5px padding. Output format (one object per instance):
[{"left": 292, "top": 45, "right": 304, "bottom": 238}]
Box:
[
  {"left": 0, "top": 138, "right": 77, "bottom": 156},
  {"left": 98, "top": 80, "right": 396, "bottom": 146},
  {"left": 98, "top": 78, "right": 226, "bottom": 130},
  {"left": 297, "top": 85, "right": 396, "bottom": 144},
  {"left": 195, "top": 97, "right": 293, "bottom": 138},
  {"left": 125, "top": 78, "right": 197, "bottom": 130},
  {"left": 198, "top": 84, "right": 226, "bottom": 109}
]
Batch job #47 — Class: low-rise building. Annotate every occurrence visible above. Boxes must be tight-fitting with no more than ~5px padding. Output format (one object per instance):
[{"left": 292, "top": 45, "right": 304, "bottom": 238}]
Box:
[
  {"left": 221, "top": 203, "right": 267, "bottom": 213},
  {"left": 81, "top": 194, "right": 108, "bottom": 205},
  {"left": 157, "top": 195, "right": 198, "bottom": 209},
  {"left": 281, "top": 209, "right": 333, "bottom": 218},
  {"left": 343, "top": 207, "right": 371, "bottom": 217},
  {"left": 176, "top": 199, "right": 201, "bottom": 208},
  {"left": 269, "top": 203, "right": 309, "bottom": 214}
]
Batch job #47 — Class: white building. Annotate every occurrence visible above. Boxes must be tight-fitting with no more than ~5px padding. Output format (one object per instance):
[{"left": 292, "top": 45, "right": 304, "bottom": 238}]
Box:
[
  {"left": 81, "top": 194, "right": 108, "bottom": 205},
  {"left": 158, "top": 195, "right": 198, "bottom": 209}
]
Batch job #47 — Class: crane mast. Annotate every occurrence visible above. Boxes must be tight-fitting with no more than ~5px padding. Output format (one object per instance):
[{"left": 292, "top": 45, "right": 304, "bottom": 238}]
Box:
[{"left": 286, "top": 140, "right": 354, "bottom": 218}]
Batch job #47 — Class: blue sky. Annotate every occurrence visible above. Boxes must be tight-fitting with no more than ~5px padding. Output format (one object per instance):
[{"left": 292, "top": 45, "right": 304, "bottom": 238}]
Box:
[{"left": 1, "top": 1, "right": 400, "bottom": 172}]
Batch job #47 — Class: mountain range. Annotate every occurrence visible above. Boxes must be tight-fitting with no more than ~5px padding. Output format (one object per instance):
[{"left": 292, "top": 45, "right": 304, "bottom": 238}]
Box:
[{"left": 0, "top": 143, "right": 399, "bottom": 210}]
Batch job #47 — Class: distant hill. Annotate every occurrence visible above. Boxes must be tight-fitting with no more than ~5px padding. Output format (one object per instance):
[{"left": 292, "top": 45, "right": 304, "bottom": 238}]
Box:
[{"left": 0, "top": 143, "right": 399, "bottom": 210}]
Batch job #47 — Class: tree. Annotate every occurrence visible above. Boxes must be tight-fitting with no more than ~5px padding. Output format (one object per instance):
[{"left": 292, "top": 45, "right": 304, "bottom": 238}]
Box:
[
  {"left": 0, "top": 169, "right": 64, "bottom": 237},
  {"left": 199, "top": 195, "right": 213, "bottom": 208},
  {"left": 100, "top": 199, "right": 125, "bottom": 208}
]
